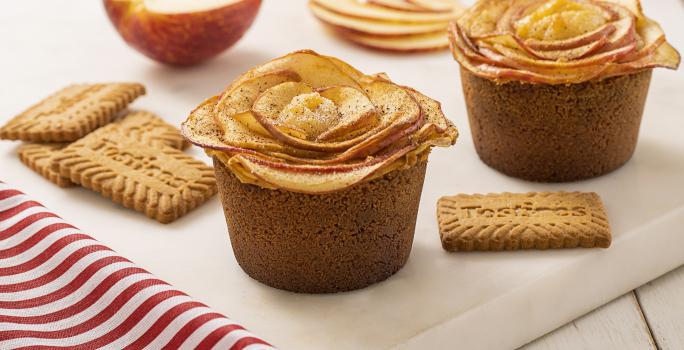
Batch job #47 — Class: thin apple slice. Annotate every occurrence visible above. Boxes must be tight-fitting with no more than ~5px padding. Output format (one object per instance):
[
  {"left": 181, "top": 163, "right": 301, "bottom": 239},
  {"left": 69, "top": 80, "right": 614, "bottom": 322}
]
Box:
[
  {"left": 619, "top": 17, "right": 666, "bottom": 61},
  {"left": 407, "top": 0, "right": 457, "bottom": 13},
  {"left": 523, "top": 24, "right": 615, "bottom": 50},
  {"left": 520, "top": 35, "right": 610, "bottom": 61},
  {"left": 341, "top": 31, "right": 449, "bottom": 52},
  {"left": 310, "top": 3, "right": 447, "bottom": 37},
  {"left": 448, "top": 23, "right": 607, "bottom": 84},
  {"left": 368, "top": 0, "right": 429, "bottom": 12},
  {"left": 457, "top": 0, "right": 511, "bottom": 37},
  {"left": 232, "top": 111, "right": 270, "bottom": 137},
  {"left": 601, "top": 0, "right": 642, "bottom": 17},
  {"left": 251, "top": 82, "right": 315, "bottom": 122},
  {"left": 184, "top": 96, "right": 327, "bottom": 159},
  {"left": 182, "top": 96, "right": 272, "bottom": 155},
  {"left": 482, "top": 34, "right": 636, "bottom": 68},
  {"left": 316, "top": 86, "right": 379, "bottom": 141},
  {"left": 312, "top": 0, "right": 456, "bottom": 23},
  {"left": 323, "top": 55, "right": 365, "bottom": 80},
  {"left": 226, "top": 144, "right": 415, "bottom": 194},
  {"left": 229, "top": 50, "right": 361, "bottom": 92},
  {"left": 251, "top": 78, "right": 421, "bottom": 153},
  {"left": 215, "top": 70, "right": 301, "bottom": 124}
]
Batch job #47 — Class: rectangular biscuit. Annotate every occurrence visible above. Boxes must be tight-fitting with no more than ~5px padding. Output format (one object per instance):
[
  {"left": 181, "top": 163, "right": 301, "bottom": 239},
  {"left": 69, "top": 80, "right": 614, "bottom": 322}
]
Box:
[
  {"left": 0, "top": 83, "right": 145, "bottom": 142},
  {"left": 52, "top": 122, "right": 216, "bottom": 224},
  {"left": 17, "top": 111, "right": 187, "bottom": 188},
  {"left": 111, "top": 110, "right": 189, "bottom": 150},
  {"left": 437, "top": 192, "right": 611, "bottom": 251},
  {"left": 18, "top": 143, "right": 74, "bottom": 188}
]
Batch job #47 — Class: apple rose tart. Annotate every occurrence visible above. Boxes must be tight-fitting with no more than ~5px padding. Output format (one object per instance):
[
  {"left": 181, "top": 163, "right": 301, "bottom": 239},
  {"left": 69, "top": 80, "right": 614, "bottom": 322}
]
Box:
[
  {"left": 182, "top": 50, "right": 457, "bottom": 293},
  {"left": 449, "top": 0, "right": 679, "bottom": 182}
]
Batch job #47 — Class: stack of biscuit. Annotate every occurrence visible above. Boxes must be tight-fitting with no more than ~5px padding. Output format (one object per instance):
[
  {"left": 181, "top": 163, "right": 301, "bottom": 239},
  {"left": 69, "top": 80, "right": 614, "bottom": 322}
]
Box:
[{"left": 0, "top": 83, "right": 216, "bottom": 223}]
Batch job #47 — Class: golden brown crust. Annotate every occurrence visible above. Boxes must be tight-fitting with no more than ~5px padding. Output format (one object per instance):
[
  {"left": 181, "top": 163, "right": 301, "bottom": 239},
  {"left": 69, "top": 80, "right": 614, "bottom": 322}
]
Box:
[
  {"left": 52, "top": 123, "right": 216, "bottom": 224},
  {"left": 461, "top": 68, "right": 651, "bottom": 181},
  {"left": 215, "top": 157, "right": 427, "bottom": 293},
  {"left": 437, "top": 192, "right": 612, "bottom": 251},
  {"left": 0, "top": 83, "right": 146, "bottom": 142}
]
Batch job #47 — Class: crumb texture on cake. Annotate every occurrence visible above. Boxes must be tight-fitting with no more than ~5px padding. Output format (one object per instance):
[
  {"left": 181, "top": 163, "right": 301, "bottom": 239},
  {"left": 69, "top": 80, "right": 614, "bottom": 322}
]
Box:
[
  {"left": 448, "top": 0, "right": 680, "bottom": 84},
  {"left": 182, "top": 50, "right": 457, "bottom": 194},
  {"left": 215, "top": 157, "right": 427, "bottom": 293},
  {"left": 461, "top": 67, "right": 652, "bottom": 181}
]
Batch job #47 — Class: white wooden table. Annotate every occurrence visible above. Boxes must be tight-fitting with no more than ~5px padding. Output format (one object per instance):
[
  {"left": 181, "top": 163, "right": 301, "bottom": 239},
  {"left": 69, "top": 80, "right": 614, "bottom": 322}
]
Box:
[{"left": 522, "top": 265, "right": 684, "bottom": 349}]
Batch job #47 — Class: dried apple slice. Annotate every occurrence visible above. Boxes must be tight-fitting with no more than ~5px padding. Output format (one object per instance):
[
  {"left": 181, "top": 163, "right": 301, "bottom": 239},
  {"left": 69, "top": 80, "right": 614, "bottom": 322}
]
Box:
[
  {"left": 522, "top": 23, "right": 615, "bottom": 50},
  {"left": 251, "top": 82, "right": 314, "bottom": 121},
  {"left": 214, "top": 70, "right": 301, "bottom": 129},
  {"left": 312, "top": 0, "right": 456, "bottom": 23},
  {"left": 232, "top": 111, "right": 270, "bottom": 137},
  {"left": 323, "top": 55, "right": 365, "bottom": 81},
  {"left": 251, "top": 78, "right": 421, "bottom": 153},
  {"left": 341, "top": 31, "right": 449, "bottom": 52},
  {"left": 407, "top": 0, "right": 456, "bottom": 13},
  {"left": 231, "top": 50, "right": 361, "bottom": 91},
  {"left": 309, "top": 3, "right": 447, "bottom": 36},
  {"left": 482, "top": 34, "right": 636, "bottom": 68},
  {"left": 182, "top": 96, "right": 270, "bottom": 155},
  {"left": 183, "top": 96, "right": 326, "bottom": 159},
  {"left": 226, "top": 144, "right": 415, "bottom": 194},
  {"left": 368, "top": 0, "right": 429, "bottom": 12},
  {"left": 316, "top": 86, "right": 378, "bottom": 141}
]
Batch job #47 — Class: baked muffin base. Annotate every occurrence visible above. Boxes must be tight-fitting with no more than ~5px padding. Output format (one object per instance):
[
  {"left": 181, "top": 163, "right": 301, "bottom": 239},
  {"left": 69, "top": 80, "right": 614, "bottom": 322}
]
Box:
[
  {"left": 214, "top": 158, "right": 427, "bottom": 293},
  {"left": 461, "top": 68, "right": 652, "bottom": 182}
]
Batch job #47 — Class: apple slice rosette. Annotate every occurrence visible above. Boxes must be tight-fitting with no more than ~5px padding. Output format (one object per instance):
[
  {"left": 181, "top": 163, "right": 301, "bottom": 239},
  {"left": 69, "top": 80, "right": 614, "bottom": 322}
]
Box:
[
  {"left": 182, "top": 50, "right": 457, "bottom": 194},
  {"left": 448, "top": 0, "right": 680, "bottom": 84},
  {"left": 309, "top": 0, "right": 464, "bottom": 52}
]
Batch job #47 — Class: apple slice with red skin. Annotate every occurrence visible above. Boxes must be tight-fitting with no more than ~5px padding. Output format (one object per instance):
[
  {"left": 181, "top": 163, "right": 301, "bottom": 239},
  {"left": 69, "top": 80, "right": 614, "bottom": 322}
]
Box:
[
  {"left": 250, "top": 78, "right": 422, "bottom": 152},
  {"left": 226, "top": 143, "right": 416, "bottom": 194},
  {"left": 368, "top": 0, "right": 431, "bottom": 12},
  {"left": 103, "top": 0, "right": 261, "bottom": 66},
  {"left": 316, "top": 86, "right": 379, "bottom": 141},
  {"left": 311, "top": 0, "right": 456, "bottom": 23},
  {"left": 368, "top": 0, "right": 457, "bottom": 13},
  {"left": 309, "top": 3, "right": 448, "bottom": 37},
  {"left": 214, "top": 70, "right": 301, "bottom": 133},
  {"left": 448, "top": 22, "right": 608, "bottom": 84},
  {"left": 339, "top": 30, "right": 450, "bottom": 52},
  {"left": 407, "top": 0, "right": 456, "bottom": 13}
]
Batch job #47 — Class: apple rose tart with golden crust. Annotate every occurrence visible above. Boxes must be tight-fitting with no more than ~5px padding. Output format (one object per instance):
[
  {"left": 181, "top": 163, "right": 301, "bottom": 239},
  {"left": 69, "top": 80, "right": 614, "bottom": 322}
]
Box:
[
  {"left": 449, "top": 0, "right": 679, "bottom": 182},
  {"left": 182, "top": 50, "right": 457, "bottom": 293}
]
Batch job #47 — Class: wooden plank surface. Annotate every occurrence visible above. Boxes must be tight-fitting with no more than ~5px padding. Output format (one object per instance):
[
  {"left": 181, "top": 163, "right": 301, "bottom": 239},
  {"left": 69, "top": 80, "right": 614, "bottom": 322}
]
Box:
[
  {"left": 520, "top": 292, "right": 656, "bottom": 350},
  {"left": 637, "top": 266, "right": 684, "bottom": 350}
]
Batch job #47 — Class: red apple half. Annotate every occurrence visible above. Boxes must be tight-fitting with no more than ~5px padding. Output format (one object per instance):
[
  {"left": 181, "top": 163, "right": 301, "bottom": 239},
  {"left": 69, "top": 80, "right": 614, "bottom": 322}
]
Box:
[{"left": 103, "top": 0, "right": 261, "bottom": 66}]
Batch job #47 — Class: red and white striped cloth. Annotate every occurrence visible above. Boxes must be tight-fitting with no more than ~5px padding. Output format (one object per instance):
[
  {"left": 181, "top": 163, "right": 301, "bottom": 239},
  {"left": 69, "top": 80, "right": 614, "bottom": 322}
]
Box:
[{"left": 0, "top": 182, "right": 275, "bottom": 350}]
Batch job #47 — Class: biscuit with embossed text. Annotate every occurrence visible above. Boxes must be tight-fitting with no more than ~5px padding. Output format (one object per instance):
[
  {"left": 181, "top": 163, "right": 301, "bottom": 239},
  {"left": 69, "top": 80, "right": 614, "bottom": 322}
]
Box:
[
  {"left": 111, "top": 110, "right": 189, "bottom": 150},
  {"left": 52, "top": 123, "right": 216, "bottom": 223},
  {"left": 0, "top": 83, "right": 145, "bottom": 142},
  {"left": 437, "top": 192, "right": 611, "bottom": 251},
  {"left": 18, "top": 111, "right": 186, "bottom": 188}
]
